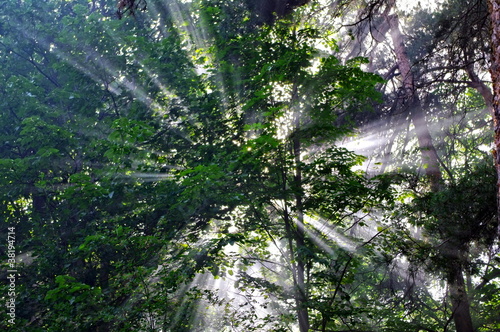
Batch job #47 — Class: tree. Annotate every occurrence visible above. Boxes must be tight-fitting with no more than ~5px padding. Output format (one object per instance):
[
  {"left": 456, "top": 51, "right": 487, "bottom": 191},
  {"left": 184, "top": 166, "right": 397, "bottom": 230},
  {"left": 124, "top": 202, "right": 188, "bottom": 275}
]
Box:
[
  {"left": 326, "top": 0, "right": 499, "bottom": 331},
  {"left": 185, "top": 5, "right": 387, "bottom": 329},
  {"left": 488, "top": 0, "right": 500, "bottom": 228}
]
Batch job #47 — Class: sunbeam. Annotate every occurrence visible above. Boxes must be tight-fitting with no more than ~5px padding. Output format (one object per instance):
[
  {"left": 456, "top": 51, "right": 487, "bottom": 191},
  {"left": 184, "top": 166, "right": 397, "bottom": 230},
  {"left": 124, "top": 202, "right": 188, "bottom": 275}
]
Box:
[{"left": 302, "top": 215, "right": 359, "bottom": 253}]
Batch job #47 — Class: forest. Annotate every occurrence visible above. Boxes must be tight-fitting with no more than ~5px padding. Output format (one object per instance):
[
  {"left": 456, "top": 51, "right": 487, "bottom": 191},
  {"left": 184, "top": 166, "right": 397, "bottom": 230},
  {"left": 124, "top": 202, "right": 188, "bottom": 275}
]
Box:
[{"left": 0, "top": 0, "right": 499, "bottom": 331}]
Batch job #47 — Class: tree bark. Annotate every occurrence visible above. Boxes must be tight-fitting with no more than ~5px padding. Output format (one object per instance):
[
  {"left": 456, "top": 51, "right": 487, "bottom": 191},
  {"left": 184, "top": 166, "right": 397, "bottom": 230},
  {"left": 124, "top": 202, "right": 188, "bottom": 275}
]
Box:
[
  {"left": 290, "top": 79, "right": 309, "bottom": 332},
  {"left": 487, "top": 0, "right": 500, "bottom": 232},
  {"left": 384, "top": 10, "right": 442, "bottom": 191},
  {"left": 293, "top": 132, "right": 309, "bottom": 332},
  {"left": 449, "top": 266, "right": 475, "bottom": 332}
]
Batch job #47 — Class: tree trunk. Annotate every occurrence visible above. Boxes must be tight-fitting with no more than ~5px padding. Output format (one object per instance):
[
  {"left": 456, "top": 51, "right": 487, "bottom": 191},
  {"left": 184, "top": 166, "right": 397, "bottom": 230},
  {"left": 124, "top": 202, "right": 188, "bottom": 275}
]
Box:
[
  {"left": 487, "top": 0, "right": 500, "bottom": 231},
  {"left": 449, "top": 267, "right": 475, "bottom": 332},
  {"left": 293, "top": 132, "right": 309, "bottom": 332},
  {"left": 288, "top": 77, "right": 309, "bottom": 332},
  {"left": 282, "top": 190, "right": 309, "bottom": 332},
  {"left": 384, "top": 10, "right": 442, "bottom": 191},
  {"left": 280, "top": 134, "right": 309, "bottom": 332},
  {"left": 385, "top": 4, "right": 474, "bottom": 331}
]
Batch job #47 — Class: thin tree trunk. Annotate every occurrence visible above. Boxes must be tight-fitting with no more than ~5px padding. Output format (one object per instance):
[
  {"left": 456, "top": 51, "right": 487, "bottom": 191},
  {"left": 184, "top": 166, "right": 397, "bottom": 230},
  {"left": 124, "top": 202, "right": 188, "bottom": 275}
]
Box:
[
  {"left": 384, "top": 10, "right": 442, "bottom": 191},
  {"left": 293, "top": 132, "right": 309, "bottom": 332},
  {"left": 282, "top": 193, "right": 307, "bottom": 332},
  {"left": 487, "top": 0, "right": 500, "bottom": 230},
  {"left": 289, "top": 77, "right": 309, "bottom": 332}
]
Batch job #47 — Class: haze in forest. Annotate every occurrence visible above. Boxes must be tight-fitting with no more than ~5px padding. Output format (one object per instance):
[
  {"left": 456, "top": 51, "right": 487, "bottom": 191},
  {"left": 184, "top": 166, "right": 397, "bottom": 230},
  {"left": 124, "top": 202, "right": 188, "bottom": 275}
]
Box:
[{"left": 0, "top": 0, "right": 499, "bottom": 332}]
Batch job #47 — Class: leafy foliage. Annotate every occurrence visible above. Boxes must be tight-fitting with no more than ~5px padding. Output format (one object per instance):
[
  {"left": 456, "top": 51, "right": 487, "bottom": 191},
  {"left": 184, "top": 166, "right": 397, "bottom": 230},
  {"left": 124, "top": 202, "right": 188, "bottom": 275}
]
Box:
[{"left": 0, "top": 0, "right": 499, "bottom": 331}]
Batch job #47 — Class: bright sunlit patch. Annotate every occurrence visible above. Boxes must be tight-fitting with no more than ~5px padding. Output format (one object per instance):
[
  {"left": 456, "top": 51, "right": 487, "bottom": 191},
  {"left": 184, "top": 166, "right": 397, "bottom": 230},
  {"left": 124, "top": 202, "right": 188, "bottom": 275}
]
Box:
[
  {"left": 175, "top": 234, "right": 277, "bottom": 330},
  {"left": 478, "top": 144, "right": 492, "bottom": 153}
]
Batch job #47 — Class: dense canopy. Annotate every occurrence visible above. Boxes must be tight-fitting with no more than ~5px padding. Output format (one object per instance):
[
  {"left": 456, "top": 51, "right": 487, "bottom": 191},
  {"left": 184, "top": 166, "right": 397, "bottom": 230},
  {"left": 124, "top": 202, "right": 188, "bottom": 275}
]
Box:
[{"left": 0, "top": 0, "right": 499, "bottom": 331}]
